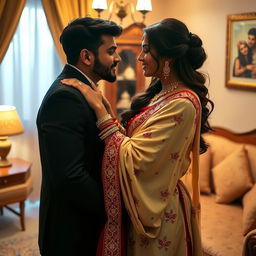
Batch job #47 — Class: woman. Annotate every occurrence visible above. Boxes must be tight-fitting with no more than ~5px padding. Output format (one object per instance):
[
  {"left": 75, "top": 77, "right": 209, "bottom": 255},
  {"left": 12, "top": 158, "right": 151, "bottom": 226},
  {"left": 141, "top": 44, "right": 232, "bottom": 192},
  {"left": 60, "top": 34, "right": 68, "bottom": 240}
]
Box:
[
  {"left": 233, "top": 40, "right": 253, "bottom": 77},
  {"left": 62, "top": 18, "right": 214, "bottom": 256}
]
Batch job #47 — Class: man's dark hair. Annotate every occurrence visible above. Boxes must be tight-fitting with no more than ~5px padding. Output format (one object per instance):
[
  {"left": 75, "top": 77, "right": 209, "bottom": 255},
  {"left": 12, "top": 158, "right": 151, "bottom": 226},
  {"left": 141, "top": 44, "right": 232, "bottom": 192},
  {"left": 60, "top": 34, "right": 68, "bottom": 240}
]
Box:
[
  {"left": 248, "top": 27, "right": 256, "bottom": 37},
  {"left": 60, "top": 17, "right": 122, "bottom": 65}
]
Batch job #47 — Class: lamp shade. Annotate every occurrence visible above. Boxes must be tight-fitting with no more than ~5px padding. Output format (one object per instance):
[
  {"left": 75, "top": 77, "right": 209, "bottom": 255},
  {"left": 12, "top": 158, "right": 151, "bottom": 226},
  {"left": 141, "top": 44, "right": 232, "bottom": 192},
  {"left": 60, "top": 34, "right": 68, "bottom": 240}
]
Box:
[
  {"left": 136, "top": 0, "right": 152, "bottom": 11},
  {"left": 0, "top": 105, "right": 24, "bottom": 136},
  {"left": 92, "top": 0, "right": 107, "bottom": 10}
]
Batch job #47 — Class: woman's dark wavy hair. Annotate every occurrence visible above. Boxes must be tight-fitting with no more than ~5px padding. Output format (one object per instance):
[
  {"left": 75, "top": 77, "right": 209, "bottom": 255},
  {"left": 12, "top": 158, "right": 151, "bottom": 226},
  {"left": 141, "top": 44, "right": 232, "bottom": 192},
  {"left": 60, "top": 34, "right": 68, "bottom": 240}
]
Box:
[
  {"left": 237, "top": 41, "right": 252, "bottom": 66},
  {"left": 121, "top": 18, "right": 214, "bottom": 154}
]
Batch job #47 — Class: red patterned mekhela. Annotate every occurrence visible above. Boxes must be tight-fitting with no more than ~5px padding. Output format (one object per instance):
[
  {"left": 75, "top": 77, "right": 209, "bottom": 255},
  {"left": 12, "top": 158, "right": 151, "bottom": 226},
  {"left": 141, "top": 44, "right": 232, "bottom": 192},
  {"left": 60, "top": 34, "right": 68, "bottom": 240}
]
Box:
[{"left": 97, "top": 132, "right": 126, "bottom": 256}]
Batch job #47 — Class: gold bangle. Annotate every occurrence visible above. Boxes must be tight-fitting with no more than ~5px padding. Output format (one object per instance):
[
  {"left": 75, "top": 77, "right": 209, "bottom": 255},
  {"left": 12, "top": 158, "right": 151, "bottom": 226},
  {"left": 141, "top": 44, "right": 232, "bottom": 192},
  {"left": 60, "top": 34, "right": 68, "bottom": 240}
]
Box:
[
  {"left": 96, "top": 114, "right": 112, "bottom": 128},
  {"left": 100, "top": 126, "right": 119, "bottom": 140},
  {"left": 99, "top": 124, "right": 117, "bottom": 137}
]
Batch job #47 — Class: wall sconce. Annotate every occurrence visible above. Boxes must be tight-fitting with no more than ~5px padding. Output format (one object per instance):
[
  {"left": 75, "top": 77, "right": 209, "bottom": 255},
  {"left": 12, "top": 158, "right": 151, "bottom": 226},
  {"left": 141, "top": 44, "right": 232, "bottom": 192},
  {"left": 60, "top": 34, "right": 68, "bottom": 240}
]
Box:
[
  {"left": 0, "top": 105, "right": 24, "bottom": 167},
  {"left": 92, "top": 0, "right": 152, "bottom": 24}
]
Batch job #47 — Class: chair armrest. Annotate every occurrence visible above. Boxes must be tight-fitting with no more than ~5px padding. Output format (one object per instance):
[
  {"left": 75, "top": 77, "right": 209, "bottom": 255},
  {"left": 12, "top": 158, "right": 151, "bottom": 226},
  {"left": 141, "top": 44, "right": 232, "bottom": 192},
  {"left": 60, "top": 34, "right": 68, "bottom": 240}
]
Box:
[{"left": 243, "top": 229, "right": 256, "bottom": 256}]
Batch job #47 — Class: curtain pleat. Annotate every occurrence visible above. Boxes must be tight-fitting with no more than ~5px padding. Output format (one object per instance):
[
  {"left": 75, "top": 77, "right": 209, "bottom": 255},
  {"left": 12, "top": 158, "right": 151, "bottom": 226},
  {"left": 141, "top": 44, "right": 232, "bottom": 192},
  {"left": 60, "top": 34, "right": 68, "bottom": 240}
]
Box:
[
  {"left": 42, "top": 0, "right": 96, "bottom": 64},
  {"left": 0, "top": 0, "right": 26, "bottom": 63}
]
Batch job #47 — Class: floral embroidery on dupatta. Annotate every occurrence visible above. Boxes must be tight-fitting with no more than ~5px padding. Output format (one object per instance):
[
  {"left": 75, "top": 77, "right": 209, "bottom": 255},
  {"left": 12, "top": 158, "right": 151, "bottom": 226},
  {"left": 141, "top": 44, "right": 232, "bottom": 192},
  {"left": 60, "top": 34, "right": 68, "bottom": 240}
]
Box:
[
  {"left": 158, "top": 236, "right": 172, "bottom": 251},
  {"left": 100, "top": 132, "right": 125, "bottom": 256},
  {"left": 172, "top": 113, "right": 184, "bottom": 125},
  {"left": 142, "top": 131, "right": 153, "bottom": 138},
  {"left": 160, "top": 188, "right": 170, "bottom": 201},
  {"left": 164, "top": 209, "right": 177, "bottom": 223},
  {"left": 170, "top": 152, "right": 179, "bottom": 160},
  {"left": 140, "top": 236, "right": 150, "bottom": 248}
]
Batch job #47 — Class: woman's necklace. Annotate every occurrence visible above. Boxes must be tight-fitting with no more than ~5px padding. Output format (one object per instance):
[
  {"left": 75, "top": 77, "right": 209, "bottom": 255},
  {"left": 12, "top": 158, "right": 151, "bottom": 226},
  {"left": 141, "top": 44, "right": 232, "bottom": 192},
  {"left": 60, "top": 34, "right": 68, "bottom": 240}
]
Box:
[{"left": 150, "top": 81, "right": 182, "bottom": 103}]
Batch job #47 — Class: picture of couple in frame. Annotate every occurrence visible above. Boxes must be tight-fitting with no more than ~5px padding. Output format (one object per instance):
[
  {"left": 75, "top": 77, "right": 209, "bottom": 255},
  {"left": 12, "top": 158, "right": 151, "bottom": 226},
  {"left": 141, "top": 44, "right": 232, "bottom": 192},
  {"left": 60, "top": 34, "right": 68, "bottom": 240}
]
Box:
[{"left": 226, "top": 12, "right": 256, "bottom": 91}]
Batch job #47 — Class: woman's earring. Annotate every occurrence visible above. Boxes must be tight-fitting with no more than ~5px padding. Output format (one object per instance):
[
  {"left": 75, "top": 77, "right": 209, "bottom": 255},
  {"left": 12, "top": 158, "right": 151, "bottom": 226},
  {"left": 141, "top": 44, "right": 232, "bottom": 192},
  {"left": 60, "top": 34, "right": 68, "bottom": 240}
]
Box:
[{"left": 163, "top": 61, "right": 170, "bottom": 79}]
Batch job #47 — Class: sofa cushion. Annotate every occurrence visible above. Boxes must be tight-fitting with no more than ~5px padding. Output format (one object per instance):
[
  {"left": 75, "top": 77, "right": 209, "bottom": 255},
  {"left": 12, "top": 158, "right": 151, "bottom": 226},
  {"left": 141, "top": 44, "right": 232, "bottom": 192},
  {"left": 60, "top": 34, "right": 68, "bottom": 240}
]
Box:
[
  {"left": 203, "top": 134, "right": 256, "bottom": 192},
  {"left": 212, "top": 146, "right": 253, "bottom": 203},
  {"left": 201, "top": 194, "right": 243, "bottom": 256},
  {"left": 204, "top": 134, "right": 241, "bottom": 167},
  {"left": 199, "top": 147, "right": 212, "bottom": 194},
  {"left": 242, "top": 184, "right": 256, "bottom": 236},
  {"left": 245, "top": 144, "right": 256, "bottom": 182}
]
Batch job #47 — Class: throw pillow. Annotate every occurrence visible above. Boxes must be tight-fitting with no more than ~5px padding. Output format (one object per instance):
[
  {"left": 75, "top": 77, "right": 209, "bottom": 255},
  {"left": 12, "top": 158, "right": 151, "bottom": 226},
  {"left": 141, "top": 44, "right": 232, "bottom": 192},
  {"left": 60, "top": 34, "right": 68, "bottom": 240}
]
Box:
[
  {"left": 245, "top": 144, "right": 256, "bottom": 183},
  {"left": 212, "top": 146, "right": 253, "bottom": 203},
  {"left": 199, "top": 147, "right": 212, "bottom": 194},
  {"left": 204, "top": 134, "right": 240, "bottom": 167},
  {"left": 243, "top": 184, "right": 256, "bottom": 236}
]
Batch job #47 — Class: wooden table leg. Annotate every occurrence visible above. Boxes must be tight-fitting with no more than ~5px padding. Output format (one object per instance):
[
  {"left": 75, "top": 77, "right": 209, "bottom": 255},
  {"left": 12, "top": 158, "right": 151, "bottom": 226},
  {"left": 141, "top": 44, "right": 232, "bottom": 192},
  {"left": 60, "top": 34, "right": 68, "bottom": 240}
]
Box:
[{"left": 20, "top": 201, "right": 25, "bottom": 231}]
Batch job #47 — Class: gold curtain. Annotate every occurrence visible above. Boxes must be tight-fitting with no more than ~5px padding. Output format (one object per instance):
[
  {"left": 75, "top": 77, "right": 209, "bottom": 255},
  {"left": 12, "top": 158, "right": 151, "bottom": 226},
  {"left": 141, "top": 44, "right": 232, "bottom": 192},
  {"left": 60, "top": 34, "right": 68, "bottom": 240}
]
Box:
[
  {"left": 0, "top": 0, "right": 26, "bottom": 63},
  {"left": 42, "top": 0, "right": 96, "bottom": 64}
]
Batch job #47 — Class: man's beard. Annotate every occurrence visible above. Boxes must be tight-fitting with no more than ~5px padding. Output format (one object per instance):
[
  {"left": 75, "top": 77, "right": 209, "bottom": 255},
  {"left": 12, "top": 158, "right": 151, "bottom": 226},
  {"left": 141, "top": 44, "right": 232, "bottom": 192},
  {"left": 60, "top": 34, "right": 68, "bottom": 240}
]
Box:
[{"left": 93, "top": 57, "right": 118, "bottom": 82}]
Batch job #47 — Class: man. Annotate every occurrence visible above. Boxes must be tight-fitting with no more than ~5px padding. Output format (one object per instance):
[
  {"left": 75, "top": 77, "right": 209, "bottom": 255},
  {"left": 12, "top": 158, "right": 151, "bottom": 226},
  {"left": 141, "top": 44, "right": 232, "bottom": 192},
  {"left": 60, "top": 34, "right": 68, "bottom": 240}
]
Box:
[
  {"left": 37, "top": 17, "right": 122, "bottom": 256},
  {"left": 247, "top": 27, "right": 256, "bottom": 78}
]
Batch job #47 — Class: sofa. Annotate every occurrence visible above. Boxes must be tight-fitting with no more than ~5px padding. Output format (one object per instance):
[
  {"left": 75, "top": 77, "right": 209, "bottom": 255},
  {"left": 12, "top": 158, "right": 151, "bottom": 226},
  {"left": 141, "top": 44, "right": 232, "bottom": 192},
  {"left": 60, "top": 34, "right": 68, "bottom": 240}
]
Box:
[{"left": 199, "top": 127, "right": 256, "bottom": 256}]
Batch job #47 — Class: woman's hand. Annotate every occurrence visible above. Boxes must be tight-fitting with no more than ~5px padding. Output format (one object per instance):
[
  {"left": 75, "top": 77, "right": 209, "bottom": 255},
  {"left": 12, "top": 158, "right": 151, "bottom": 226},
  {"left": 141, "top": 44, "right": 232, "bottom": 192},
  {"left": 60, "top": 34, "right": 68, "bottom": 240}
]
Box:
[{"left": 61, "top": 78, "right": 108, "bottom": 119}]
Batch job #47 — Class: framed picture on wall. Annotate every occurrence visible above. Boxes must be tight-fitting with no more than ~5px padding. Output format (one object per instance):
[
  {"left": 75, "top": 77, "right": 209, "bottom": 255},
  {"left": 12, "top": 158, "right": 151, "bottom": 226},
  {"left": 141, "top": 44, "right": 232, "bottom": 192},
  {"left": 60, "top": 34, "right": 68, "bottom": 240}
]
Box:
[{"left": 225, "top": 12, "right": 256, "bottom": 91}]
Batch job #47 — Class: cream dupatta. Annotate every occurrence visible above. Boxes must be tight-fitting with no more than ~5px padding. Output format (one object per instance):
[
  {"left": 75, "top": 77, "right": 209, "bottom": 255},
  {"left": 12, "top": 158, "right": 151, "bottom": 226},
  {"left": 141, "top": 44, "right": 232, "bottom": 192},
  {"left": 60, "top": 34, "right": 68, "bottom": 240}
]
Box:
[{"left": 97, "top": 90, "right": 202, "bottom": 256}]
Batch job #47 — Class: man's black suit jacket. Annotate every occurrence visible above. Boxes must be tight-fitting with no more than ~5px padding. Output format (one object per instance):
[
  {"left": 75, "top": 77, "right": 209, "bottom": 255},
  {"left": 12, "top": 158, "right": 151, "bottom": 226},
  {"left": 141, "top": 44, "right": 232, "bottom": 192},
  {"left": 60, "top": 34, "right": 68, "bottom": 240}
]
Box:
[{"left": 37, "top": 65, "right": 106, "bottom": 256}]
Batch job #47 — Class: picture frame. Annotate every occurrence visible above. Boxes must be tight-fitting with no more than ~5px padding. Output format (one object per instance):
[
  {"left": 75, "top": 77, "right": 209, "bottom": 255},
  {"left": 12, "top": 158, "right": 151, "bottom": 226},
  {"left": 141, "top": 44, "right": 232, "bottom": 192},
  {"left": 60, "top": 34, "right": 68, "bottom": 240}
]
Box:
[{"left": 225, "top": 13, "right": 256, "bottom": 91}]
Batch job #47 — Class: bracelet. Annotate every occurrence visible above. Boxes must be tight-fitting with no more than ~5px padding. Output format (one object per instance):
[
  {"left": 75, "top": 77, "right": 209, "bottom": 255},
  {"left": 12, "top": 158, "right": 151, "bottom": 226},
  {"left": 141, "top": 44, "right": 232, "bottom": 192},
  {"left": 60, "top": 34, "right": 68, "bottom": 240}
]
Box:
[
  {"left": 96, "top": 114, "right": 112, "bottom": 128},
  {"left": 100, "top": 126, "right": 119, "bottom": 140},
  {"left": 99, "top": 121, "right": 115, "bottom": 131},
  {"left": 99, "top": 124, "right": 117, "bottom": 137}
]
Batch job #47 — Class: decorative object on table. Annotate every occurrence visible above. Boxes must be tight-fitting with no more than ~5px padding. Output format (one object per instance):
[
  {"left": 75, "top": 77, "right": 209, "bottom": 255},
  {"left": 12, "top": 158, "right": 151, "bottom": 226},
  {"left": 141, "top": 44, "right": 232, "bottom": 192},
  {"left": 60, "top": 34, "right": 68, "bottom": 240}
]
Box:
[
  {"left": 123, "top": 64, "right": 136, "bottom": 80},
  {"left": 116, "top": 90, "right": 131, "bottom": 109},
  {"left": 0, "top": 106, "right": 24, "bottom": 167},
  {"left": 225, "top": 12, "right": 256, "bottom": 91}
]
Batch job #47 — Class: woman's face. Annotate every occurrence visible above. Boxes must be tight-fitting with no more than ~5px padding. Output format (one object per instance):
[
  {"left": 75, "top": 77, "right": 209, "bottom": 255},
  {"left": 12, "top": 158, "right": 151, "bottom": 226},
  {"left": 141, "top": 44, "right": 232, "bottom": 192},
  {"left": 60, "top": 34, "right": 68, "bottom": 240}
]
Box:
[
  {"left": 138, "top": 35, "right": 161, "bottom": 77},
  {"left": 239, "top": 43, "right": 248, "bottom": 56}
]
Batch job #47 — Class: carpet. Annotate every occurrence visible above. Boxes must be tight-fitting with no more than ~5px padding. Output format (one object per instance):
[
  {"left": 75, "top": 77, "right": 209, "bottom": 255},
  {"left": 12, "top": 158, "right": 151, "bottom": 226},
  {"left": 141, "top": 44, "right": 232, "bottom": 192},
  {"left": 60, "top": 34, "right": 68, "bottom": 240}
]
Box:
[
  {"left": 0, "top": 202, "right": 40, "bottom": 256},
  {"left": 0, "top": 234, "right": 39, "bottom": 256}
]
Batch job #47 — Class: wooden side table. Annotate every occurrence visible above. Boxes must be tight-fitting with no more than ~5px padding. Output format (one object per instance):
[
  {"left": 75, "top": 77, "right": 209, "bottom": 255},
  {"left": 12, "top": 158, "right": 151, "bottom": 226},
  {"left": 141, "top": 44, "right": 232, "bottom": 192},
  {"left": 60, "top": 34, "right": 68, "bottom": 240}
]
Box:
[{"left": 0, "top": 158, "right": 33, "bottom": 231}]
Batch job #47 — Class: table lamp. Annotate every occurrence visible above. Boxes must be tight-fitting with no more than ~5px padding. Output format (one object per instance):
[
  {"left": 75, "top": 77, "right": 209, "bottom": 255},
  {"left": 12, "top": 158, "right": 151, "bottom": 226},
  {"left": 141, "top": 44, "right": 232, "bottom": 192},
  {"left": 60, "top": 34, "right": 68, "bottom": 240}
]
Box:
[{"left": 0, "top": 105, "right": 24, "bottom": 167}]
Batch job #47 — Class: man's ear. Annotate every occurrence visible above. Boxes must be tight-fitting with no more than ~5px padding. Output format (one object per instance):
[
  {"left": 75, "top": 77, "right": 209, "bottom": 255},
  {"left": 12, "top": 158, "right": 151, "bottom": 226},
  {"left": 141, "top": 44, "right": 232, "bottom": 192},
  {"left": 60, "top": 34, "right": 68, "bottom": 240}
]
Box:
[{"left": 80, "top": 49, "right": 94, "bottom": 66}]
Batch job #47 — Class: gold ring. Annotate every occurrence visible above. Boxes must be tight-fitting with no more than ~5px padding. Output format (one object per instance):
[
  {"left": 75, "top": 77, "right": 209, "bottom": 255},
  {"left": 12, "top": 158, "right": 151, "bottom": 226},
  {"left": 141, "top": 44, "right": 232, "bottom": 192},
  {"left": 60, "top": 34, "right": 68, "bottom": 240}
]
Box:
[{"left": 78, "top": 81, "right": 82, "bottom": 85}]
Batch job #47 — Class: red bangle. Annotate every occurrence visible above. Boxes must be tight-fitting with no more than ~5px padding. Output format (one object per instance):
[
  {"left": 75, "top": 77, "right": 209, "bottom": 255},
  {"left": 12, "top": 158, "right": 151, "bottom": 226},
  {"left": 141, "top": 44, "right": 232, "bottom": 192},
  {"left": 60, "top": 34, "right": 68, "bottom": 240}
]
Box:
[{"left": 99, "top": 121, "right": 115, "bottom": 131}]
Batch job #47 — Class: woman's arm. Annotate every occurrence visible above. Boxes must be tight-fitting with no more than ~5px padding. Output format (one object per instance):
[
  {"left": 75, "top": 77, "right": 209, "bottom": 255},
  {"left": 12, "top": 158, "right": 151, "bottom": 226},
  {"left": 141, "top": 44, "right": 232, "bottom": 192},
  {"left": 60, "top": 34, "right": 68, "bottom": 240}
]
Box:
[
  {"left": 234, "top": 58, "right": 247, "bottom": 76},
  {"left": 61, "top": 78, "right": 108, "bottom": 119},
  {"left": 234, "top": 58, "right": 253, "bottom": 76},
  {"left": 61, "top": 78, "right": 126, "bottom": 140}
]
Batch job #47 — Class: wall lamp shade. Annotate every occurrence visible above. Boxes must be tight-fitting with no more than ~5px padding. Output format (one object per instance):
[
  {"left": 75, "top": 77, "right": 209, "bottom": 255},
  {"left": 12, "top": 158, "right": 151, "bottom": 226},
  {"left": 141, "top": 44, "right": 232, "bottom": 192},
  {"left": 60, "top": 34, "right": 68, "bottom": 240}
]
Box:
[
  {"left": 136, "top": 0, "right": 152, "bottom": 12},
  {"left": 92, "top": 0, "right": 107, "bottom": 15},
  {"left": 92, "top": 0, "right": 152, "bottom": 23},
  {"left": 136, "top": 0, "right": 152, "bottom": 22},
  {"left": 0, "top": 105, "right": 24, "bottom": 167}
]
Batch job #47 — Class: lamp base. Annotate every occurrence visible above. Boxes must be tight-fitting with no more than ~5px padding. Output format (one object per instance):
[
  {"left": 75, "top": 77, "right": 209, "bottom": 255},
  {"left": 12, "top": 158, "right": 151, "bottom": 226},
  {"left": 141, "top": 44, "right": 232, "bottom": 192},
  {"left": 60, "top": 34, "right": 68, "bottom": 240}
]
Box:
[
  {"left": 0, "top": 158, "right": 12, "bottom": 167},
  {"left": 0, "top": 136, "right": 12, "bottom": 168}
]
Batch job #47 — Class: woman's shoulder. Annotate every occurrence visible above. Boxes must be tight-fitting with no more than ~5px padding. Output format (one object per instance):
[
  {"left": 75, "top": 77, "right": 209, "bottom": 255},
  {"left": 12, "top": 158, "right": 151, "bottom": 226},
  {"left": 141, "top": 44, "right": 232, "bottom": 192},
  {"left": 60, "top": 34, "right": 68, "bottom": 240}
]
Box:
[{"left": 166, "top": 90, "right": 200, "bottom": 110}]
